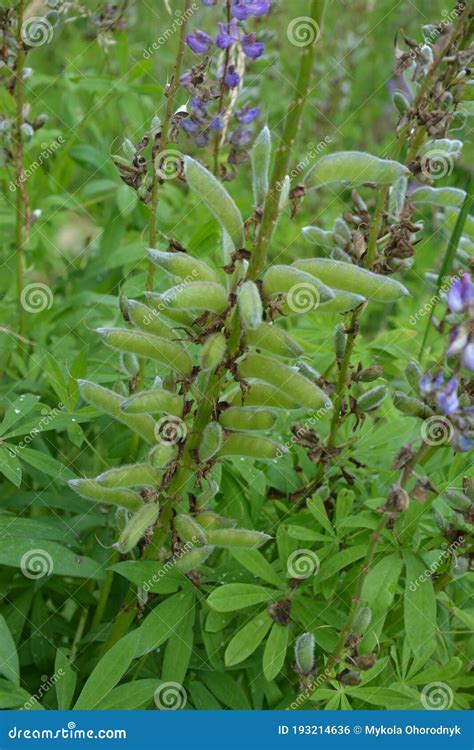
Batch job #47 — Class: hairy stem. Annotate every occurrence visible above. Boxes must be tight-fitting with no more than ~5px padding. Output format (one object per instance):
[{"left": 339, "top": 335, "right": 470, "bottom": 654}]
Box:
[
  {"left": 212, "top": 0, "right": 232, "bottom": 176},
  {"left": 13, "top": 0, "right": 27, "bottom": 342}
]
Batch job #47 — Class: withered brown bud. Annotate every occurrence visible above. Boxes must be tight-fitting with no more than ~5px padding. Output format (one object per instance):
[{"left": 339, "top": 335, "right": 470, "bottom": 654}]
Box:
[
  {"left": 337, "top": 669, "right": 361, "bottom": 686},
  {"left": 353, "top": 653, "right": 377, "bottom": 671},
  {"left": 387, "top": 484, "right": 410, "bottom": 512}
]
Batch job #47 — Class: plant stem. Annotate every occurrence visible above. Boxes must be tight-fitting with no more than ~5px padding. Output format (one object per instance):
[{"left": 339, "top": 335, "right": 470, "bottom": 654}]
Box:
[
  {"left": 212, "top": 0, "right": 231, "bottom": 176},
  {"left": 13, "top": 0, "right": 26, "bottom": 342},
  {"left": 248, "top": 0, "right": 327, "bottom": 280}
]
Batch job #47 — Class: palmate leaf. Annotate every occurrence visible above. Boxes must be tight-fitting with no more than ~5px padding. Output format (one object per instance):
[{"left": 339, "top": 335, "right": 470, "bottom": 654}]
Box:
[
  {"left": 0, "top": 539, "right": 104, "bottom": 581},
  {"left": 224, "top": 611, "right": 273, "bottom": 667}
]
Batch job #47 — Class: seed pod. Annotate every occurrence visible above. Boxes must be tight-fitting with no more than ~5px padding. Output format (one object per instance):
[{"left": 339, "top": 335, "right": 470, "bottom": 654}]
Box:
[
  {"left": 305, "top": 151, "right": 409, "bottom": 188},
  {"left": 251, "top": 125, "right": 271, "bottom": 208},
  {"left": 352, "top": 606, "right": 372, "bottom": 637},
  {"left": 68, "top": 479, "right": 143, "bottom": 512},
  {"left": 195, "top": 511, "right": 237, "bottom": 530},
  {"left": 445, "top": 489, "right": 471, "bottom": 512},
  {"left": 337, "top": 670, "right": 361, "bottom": 686},
  {"left": 145, "top": 293, "right": 195, "bottom": 325},
  {"left": 335, "top": 324, "right": 347, "bottom": 359},
  {"left": 113, "top": 502, "right": 159, "bottom": 554},
  {"left": 121, "top": 388, "right": 184, "bottom": 416},
  {"left": 149, "top": 443, "right": 178, "bottom": 468},
  {"left": 333, "top": 218, "right": 352, "bottom": 246},
  {"left": 206, "top": 527, "right": 272, "bottom": 548},
  {"left": 405, "top": 362, "right": 423, "bottom": 394},
  {"left": 219, "top": 406, "right": 277, "bottom": 432},
  {"left": 97, "top": 328, "right": 192, "bottom": 376},
  {"left": 157, "top": 282, "right": 228, "bottom": 315},
  {"left": 262, "top": 265, "right": 335, "bottom": 305},
  {"left": 294, "top": 632, "right": 316, "bottom": 675},
  {"left": 302, "top": 225, "right": 334, "bottom": 250},
  {"left": 185, "top": 156, "right": 244, "bottom": 249},
  {"left": 175, "top": 514, "right": 208, "bottom": 546},
  {"left": 354, "top": 365, "right": 384, "bottom": 383},
  {"left": 411, "top": 186, "right": 466, "bottom": 208},
  {"left": 238, "top": 281, "right": 263, "bottom": 330},
  {"left": 450, "top": 556, "right": 470, "bottom": 577},
  {"left": 388, "top": 175, "right": 408, "bottom": 221},
  {"left": 356, "top": 385, "right": 387, "bottom": 412},
  {"left": 148, "top": 248, "right": 219, "bottom": 283},
  {"left": 96, "top": 464, "right": 161, "bottom": 488},
  {"left": 127, "top": 299, "right": 175, "bottom": 340},
  {"left": 294, "top": 258, "right": 410, "bottom": 302},
  {"left": 278, "top": 176, "right": 291, "bottom": 214},
  {"left": 198, "top": 422, "right": 224, "bottom": 462},
  {"left": 331, "top": 247, "right": 353, "bottom": 263},
  {"left": 296, "top": 361, "right": 321, "bottom": 381},
  {"left": 201, "top": 332, "right": 227, "bottom": 371},
  {"left": 224, "top": 381, "right": 300, "bottom": 410},
  {"left": 392, "top": 90, "right": 410, "bottom": 115},
  {"left": 77, "top": 380, "right": 157, "bottom": 443},
  {"left": 392, "top": 391, "right": 433, "bottom": 419},
  {"left": 216, "top": 433, "right": 284, "bottom": 460},
  {"left": 120, "top": 352, "right": 139, "bottom": 378},
  {"left": 175, "top": 545, "right": 214, "bottom": 573},
  {"left": 353, "top": 653, "right": 377, "bottom": 671},
  {"left": 316, "top": 289, "right": 366, "bottom": 313},
  {"left": 115, "top": 506, "right": 130, "bottom": 533},
  {"left": 246, "top": 323, "right": 303, "bottom": 358},
  {"left": 238, "top": 352, "right": 331, "bottom": 412}
]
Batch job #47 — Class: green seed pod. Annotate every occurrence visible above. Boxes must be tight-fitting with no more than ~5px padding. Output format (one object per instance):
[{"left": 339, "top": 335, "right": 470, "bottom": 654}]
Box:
[
  {"left": 77, "top": 380, "right": 157, "bottom": 443},
  {"left": 335, "top": 323, "right": 347, "bottom": 359},
  {"left": 356, "top": 385, "right": 388, "bottom": 412},
  {"left": 338, "top": 670, "right": 361, "bottom": 686},
  {"left": 331, "top": 247, "right": 353, "bottom": 263},
  {"left": 68, "top": 479, "right": 143, "bottom": 512},
  {"left": 145, "top": 293, "right": 195, "bottom": 325},
  {"left": 148, "top": 248, "right": 219, "bottom": 283},
  {"left": 333, "top": 218, "right": 352, "bottom": 246},
  {"left": 262, "top": 265, "right": 335, "bottom": 306},
  {"left": 251, "top": 125, "right": 271, "bottom": 208},
  {"left": 126, "top": 299, "right": 175, "bottom": 340},
  {"left": 175, "top": 545, "right": 214, "bottom": 573},
  {"left": 317, "top": 289, "right": 366, "bottom": 313},
  {"left": 305, "top": 151, "right": 409, "bottom": 188},
  {"left": 195, "top": 511, "right": 237, "bottom": 530},
  {"left": 149, "top": 443, "right": 178, "bottom": 468},
  {"left": 198, "top": 422, "right": 224, "bottom": 462},
  {"left": 392, "top": 391, "right": 433, "bottom": 419},
  {"left": 224, "top": 381, "right": 300, "bottom": 410},
  {"left": 238, "top": 280, "right": 263, "bottom": 330},
  {"left": 175, "top": 514, "right": 208, "bottom": 546},
  {"left": 354, "top": 365, "right": 384, "bottom": 383},
  {"left": 238, "top": 352, "right": 331, "bottom": 412},
  {"left": 121, "top": 388, "right": 184, "bottom": 416},
  {"left": 96, "top": 464, "right": 161, "bottom": 488},
  {"left": 294, "top": 258, "right": 410, "bottom": 302},
  {"left": 158, "top": 282, "right": 228, "bottom": 316},
  {"left": 294, "top": 632, "right": 316, "bottom": 675},
  {"left": 445, "top": 489, "right": 471, "bottom": 512},
  {"left": 388, "top": 175, "right": 408, "bottom": 221},
  {"left": 246, "top": 323, "right": 303, "bottom": 358},
  {"left": 352, "top": 606, "right": 372, "bottom": 637},
  {"left": 206, "top": 527, "right": 272, "bottom": 549},
  {"left": 353, "top": 653, "right": 377, "bottom": 671},
  {"left": 113, "top": 503, "right": 159, "bottom": 553},
  {"left": 216, "top": 433, "right": 284, "bottom": 461},
  {"left": 120, "top": 352, "right": 140, "bottom": 378},
  {"left": 302, "top": 225, "right": 335, "bottom": 250},
  {"left": 219, "top": 406, "right": 277, "bottom": 432},
  {"left": 405, "top": 361, "right": 423, "bottom": 394},
  {"left": 450, "top": 556, "right": 470, "bottom": 577},
  {"left": 296, "top": 361, "right": 321, "bottom": 381},
  {"left": 392, "top": 90, "right": 410, "bottom": 115},
  {"left": 115, "top": 506, "right": 130, "bottom": 533},
  {"left": 201, "top": 332, "right": 227, "bottom": 371},
  {"left": 97, "top": 328, "right": 192, "bottom": 376}
]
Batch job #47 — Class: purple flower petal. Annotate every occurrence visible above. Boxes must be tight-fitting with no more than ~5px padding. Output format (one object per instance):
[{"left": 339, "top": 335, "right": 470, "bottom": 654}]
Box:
[
  {"left": 186, "top": 30, "right": 213, "bottom": 55},
  {"left": 236, "top": 103, "right": 260, "bottom": 123},
  {"left": 224, "top": 65, "right": 240, "bottom": 88},
  {"left": 181, "top": 117, "right": 200, "bottom": 134},
  {"left": 461, "top": 342, "right": 474, "bottom": 372},
  {"left": 242, "top": 33, "right": 264, "bottom": 59},
  {"left": 446, "top": 325, "right": 469, "bottom": 357},
  {"left": 448, "top": 272, "right": 473, "bottom": 314},
  {"left": 216, "top": 19, "right": 239, "bottom": 50},
  {"left": 437, "top": 378, "right": 459, "bottom": 416},
  {"left": 209, "top": 115, "right": 225, "bottom": 132},
  {"left": 246, "top": 0, "right": 271, "bottom": 14},
  {"left": 230, "top": 127, "right": 253, "bottom": 146}
]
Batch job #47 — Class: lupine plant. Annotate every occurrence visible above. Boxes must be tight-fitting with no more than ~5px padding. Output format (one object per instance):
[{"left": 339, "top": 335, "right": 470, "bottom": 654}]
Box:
[{"left": 0, "top": 0, "right": 472, "bottom": 713}]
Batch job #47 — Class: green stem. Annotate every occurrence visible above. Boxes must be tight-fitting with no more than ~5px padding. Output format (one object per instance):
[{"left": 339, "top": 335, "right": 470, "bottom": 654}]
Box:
[
  {"left": 212, "top": 0, "right": 232, "bottom": 176},
  {"left": 14, "top": 0, "right": 26, "bottom": 343},
  {"left": 248, "top": 0, "right": 327, "bottom": 280}
]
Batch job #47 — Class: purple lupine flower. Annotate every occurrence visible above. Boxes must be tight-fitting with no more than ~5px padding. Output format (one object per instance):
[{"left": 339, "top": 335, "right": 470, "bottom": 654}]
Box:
[
  {"left": 190, "top": 98, "right": 209, "bottom": 121},
  {"left": 437, "top": 378, "right": 459, "bottom": 416},
  {"left": 216, "top": 19, "right": 239, "bottom": 50},
  {"left": 186, "top": 30, "right": 213, "bottom": 55},
  {"left": 202, "top": 0, "right": 216, "bottom": 5},
  {"left": 446, "top": 325, "right": 469, "bottom": 357},
  {"left": 180, "top": 69, "right": 193, "bottom": 86},
  {"left": 181, "top": 117, "right": 200, "bottom": 134},
  {"left": 232, "top": 0, "right": 251, "bottom": 20},
  {"left": 242, "top": 32, "right": 264, "bottom": 59},
  {"left": 447, "top": 273, "right": 473, "bottom": 314},
  {"left": 236, "top": 103, "right": 260, "bottom": 123},
  {"left": 462, "top": 342, "right": 474, "bottom": 372},
  {"left": 452, "top": 431, "right": 474, "bottom": 452},
  {"left": 224, "top": 65, "right": 240, "bottom": 88},
  {"left": 195, "top": 132, "right": 210, "bottom": 147},
  {"left": 230, "top": 127, "right": 253, "bottom": 146},
  {"left": 419, "top": 371, "right": 443, "bottom": 395},
  {"left": 247, "top": 0, "right": 271, "bottom": 14},
  {"left": 209, "top": 115, "right": 225, "bottom": 131}
]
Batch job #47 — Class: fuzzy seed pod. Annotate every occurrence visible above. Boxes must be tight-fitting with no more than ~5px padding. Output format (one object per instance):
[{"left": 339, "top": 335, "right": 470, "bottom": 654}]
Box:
[
  {"left": 198, "top": 422, "right": 224, "bottom": 462},
  {"left": 352, "top": 606, "right": 372, "bottom": 637},
  {"left": 354, "top": 366, "right": 384, "bottom": 383},
  {"left": 333, "top": 218, "right": 352, "bottom": 246},
  {"left": 337, "top": 670, "right": 361, "bottom": 686},
  {"left": 145, "top": 293, "right": 195, "bottom": 325},
  {"left": 127, "top": 299, "right": 175, "bottom": 340},
  {"left": 120, "top": 352, "right": 140, "bottom": 378},
  {"left": 353, "top": 653, "right": 377, "bottom": 671},
  {"left": 68, "top": 479, "right": 143, "bottom": 512},
  {"left": 335, "top": 324, "right": 347, "bottom": 360},
  {"left": 445, "top": 489, "right": 472, "bottom": 513},
  {"left": 152, "top": 282, "right": 228, "bottom": 316},
  {"left": 219, "top": 406, "right": 277, "bottom": 432},
  {"left": 201, "top": 332, "right": 227, "bottom": 371},
  {"left": 251, "top": 125, "right": 271, "bottom": 208},
  {"left": 356, "top": 385, "right": 388, "bottom": 412},
  {"left": 148, "top": 248, "right": 219, "bottom": 283},
  {"left": 175, "top": 514, "right": 208, "bottom": 546},
  {"left": 262, "top": 265, "right": 335, "bottom": 306},
  {"left": 195, "top": 512, "right": 237, "bottom": 530},
  {"left": 97, "top": 329, "right": 192, "bottom": 376},
  {"left": 175, "top": 545, "right": 214, "bottom": 573},
  {"left": 149, "top": 443, "right": 179, "bottom": 468},
  {"left": 113, "top": 503, "right": 159, "bottom": 554},
  {"left": 296, "top": 361, "right": 321, "bottom": 381},
  {"left": 238, "top": 352, "right": 331, "bottom": 412},
  {"left": 96, "top": 464, "right": 161, "bottom": 488},
  {"left": 392, "top": 91, "right": 410, "bottom": 115},
  {"left": 294, "top": 258, "right": 410, "bottom": 302},
  {"left": 121, "top": 388, "right": 184, "bottom": 416},
  {"left": 77, "top": 380, "right": 157, "bottom": 443},
  {"left": 225, "top": 381, "right": 300, "bottom": 410},
  {"left": 388, "top": 175, "right": 408, "bottom": 221},
  {"left": 392, "top": 391, "right": 433, "bottom": 419},
  {"left": 405, "top": 362, "right": 423, "bottom": 394},
  {"left": 238, "top": 281, "right": 263, "bottom": 330},
  {"left": 450, "top": 556, "right": 470, "bottom": 577},
  {"left": 216, "top": 433, "right": 284, "bottom": 461},
  {"left": 294, "top": 633, "right": 316, "bottom": 675},
  {"left": 246, "top": 324, "right": 303, "bottom": 358},
  {"left": 206, "top": 527, "right": 271, "bottom": 549},
  {"left": 302, "top": 225, "right": 334, "bottom": 250}
]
